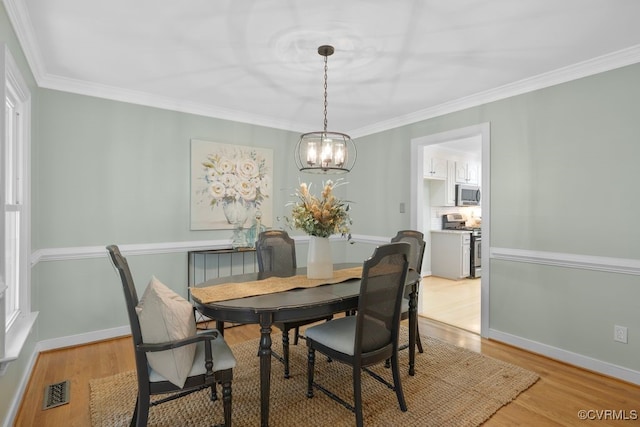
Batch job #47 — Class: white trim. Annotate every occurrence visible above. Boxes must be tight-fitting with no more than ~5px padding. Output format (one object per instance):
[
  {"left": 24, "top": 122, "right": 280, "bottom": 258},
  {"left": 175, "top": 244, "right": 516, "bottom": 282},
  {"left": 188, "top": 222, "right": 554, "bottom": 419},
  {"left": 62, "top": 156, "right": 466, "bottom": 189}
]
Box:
[
  {"left": 2, "top": 238, "right": 636, "bottom": 427},
  {"left": 30, "top": 239, "right": 235, "bottom": 265},
  {"left": 348, "top": 234, "right": 389, "bottom": 245},
  {"left": 5, "top": 0, "right": 640, "bottom": 138},
  {"left": 490, "top": 247, "right": 640, "bottom": 276},
  {"left": 1, "top": 323, "right": 129, "bottom": 427},
  {"left": 36, "top": 323, "right": 640, "bottom": 386},
  {"left": 38, "top": 44, "right": 640, "bottom": 139},
  {"left": 0, "top": 311, "right": 37, "bottom": 368},
  {"left": 36, "top": 325, "right": 131, "bottom": 353},
  {"left": 1, "top": 337, "right": 38, "bottom": 427},
  {"left": 30, "top": 235, "right": 386, "bottom": 265},
  {"left": 29, "top": 239, "right": 640, "bottom": 277},
  {"left": 1, "top": 42, "right": 33, "bottom": 376},
  {"left": 410, "top": 123, "right": 491, "bottom": 338},
  {"left": 1, "top": 0, "right": 45, "bottom": 83},
  {"left": 488, "top": 328, "right": 640, "bottom": 386},
  {"left": 41, "top": 75, "right": 302, "bottom": 133},
  {"left": 4, "top": 321, "right": 636, "bottom": 427},
  {"left": 350, "top": 45, "right": 640, "bottom": 138}
]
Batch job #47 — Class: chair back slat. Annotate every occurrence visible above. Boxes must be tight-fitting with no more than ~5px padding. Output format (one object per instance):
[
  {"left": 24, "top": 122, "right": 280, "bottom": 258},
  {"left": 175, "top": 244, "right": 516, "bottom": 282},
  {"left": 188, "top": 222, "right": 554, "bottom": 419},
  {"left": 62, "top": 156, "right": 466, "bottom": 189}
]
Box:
[
  {"left": 106, "top": 244, "right": 149, "bottom": 382},
  {"left": 256, "top": 230, "right": 297, "bottom": 273},
  {"left": 391, "top": 230, "right": 425, "bottom": 273},
  {"left": 355, "top": 242, "right": 410, "bottom": 355}
]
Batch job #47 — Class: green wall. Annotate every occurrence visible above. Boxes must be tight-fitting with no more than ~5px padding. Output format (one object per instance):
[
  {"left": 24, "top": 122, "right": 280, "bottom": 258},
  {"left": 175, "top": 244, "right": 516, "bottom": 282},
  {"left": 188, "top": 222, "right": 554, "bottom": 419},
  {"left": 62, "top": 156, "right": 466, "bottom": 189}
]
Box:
[
  {"left": 346, "top": 64, "right": 640, "bottom": 372},
  {"left": 34, "top": 90, "right": 301, "bottom": 248},
  {"left": 2, "top": 1, "right": 640, "bottom": 424},
  {"left": 31, "top": 88, "right": 305, "bottom": 328}
]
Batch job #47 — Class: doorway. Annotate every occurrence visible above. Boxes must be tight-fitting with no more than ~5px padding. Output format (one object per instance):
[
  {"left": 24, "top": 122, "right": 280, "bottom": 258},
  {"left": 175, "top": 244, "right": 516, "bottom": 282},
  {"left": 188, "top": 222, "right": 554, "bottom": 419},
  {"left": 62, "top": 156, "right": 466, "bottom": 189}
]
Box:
[{"left": 410, "top": 123, "right": 490, "bottom": 337}]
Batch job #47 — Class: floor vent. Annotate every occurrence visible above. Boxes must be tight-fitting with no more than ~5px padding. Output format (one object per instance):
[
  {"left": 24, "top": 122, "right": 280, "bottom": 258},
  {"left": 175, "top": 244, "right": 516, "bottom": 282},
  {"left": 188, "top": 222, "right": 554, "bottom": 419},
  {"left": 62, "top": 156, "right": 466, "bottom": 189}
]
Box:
[{"left": 42, "top": 380, "right": 70, "bottom": 410}]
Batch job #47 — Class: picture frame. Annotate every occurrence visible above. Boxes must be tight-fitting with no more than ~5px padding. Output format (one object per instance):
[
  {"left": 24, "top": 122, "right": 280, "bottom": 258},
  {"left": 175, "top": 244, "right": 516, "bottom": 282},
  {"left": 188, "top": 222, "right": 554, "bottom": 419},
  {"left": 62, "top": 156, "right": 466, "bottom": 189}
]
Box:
[{"left": 190, "top": 139, "right": 273, "bottom": 230}]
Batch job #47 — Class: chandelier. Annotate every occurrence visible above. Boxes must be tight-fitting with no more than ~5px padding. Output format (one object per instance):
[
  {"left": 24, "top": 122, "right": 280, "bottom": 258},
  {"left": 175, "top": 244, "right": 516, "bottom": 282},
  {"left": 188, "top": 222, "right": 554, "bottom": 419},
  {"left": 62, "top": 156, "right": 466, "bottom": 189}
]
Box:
[{"left": 294, "top": 45, "right": 356, "bottom": 174}]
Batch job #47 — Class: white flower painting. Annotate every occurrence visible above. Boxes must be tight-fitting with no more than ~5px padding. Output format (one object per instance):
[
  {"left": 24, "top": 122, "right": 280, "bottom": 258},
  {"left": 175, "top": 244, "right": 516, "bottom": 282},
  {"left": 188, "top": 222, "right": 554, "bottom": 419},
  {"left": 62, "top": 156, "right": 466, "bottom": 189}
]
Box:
[{"left": 191, "top": 139, "right": 273, "bottom": 230}]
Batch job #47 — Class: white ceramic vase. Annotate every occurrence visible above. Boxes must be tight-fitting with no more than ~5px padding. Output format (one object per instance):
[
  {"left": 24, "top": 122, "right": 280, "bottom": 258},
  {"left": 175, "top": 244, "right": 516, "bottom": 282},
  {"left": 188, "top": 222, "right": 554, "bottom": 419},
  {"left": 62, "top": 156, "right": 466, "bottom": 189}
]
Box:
[{"left": 307, "top": 236, "right": 333, "bottom": 279}]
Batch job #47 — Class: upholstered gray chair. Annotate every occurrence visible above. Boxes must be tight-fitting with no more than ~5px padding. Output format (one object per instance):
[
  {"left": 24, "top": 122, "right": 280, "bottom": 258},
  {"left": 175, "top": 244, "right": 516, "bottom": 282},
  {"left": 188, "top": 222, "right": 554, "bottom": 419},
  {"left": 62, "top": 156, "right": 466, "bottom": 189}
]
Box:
[
  {"left": 391, "top": 230, "right": 426, "bottom": 354},
  {"left": 107, "top": 245, "right": 235, "bottom": 427},
  {"left": 255, "top": 230, "right": 332, "bottom": 378},
  {"left": 305, "top": 242, "right": 411, "bottom": 427}
]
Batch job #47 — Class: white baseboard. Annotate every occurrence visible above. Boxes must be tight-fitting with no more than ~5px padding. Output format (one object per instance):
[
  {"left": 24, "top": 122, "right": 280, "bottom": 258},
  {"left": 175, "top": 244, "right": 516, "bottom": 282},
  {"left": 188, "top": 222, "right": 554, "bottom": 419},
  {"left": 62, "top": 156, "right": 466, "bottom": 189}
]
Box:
[
  {"left": 5, "top": 314, "right": 638, "bottom": 427},
  {"left": 488, "top": 328, "right": 640, "bottom": 386},
  {"left": 4, "top": 326, "right": 130, "bottom": 427},
  {"left": 2, "top": 345, "right": 38, "bottom": 427},
  {"left": 36, "top": 325, "right": 131, "bottom": 352}
]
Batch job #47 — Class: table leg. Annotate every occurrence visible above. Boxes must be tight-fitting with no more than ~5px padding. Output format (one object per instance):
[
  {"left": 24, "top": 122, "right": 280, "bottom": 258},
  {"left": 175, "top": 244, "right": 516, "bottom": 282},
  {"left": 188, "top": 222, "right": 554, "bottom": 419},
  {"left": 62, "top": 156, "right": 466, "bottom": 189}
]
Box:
[
  {"left": 258, "top": 316, "right": 273, "bottom": 427},
  {"left": 216, "top": 320, "right": 225, "bottom": 336},
  {"left": 408, "top": 283, "right": 417, "bottom": 376}
]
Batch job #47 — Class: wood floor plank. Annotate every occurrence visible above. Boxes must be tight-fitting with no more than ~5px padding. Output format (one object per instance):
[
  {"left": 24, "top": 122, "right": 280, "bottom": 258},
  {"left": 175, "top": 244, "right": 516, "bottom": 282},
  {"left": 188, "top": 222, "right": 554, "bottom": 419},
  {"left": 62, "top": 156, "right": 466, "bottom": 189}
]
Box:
[
  {"left": 13, "top": 318, "right": 640, "bottom": 426},
  {"left": 420, "top": 276, "right": 481, "bottom": 333}
]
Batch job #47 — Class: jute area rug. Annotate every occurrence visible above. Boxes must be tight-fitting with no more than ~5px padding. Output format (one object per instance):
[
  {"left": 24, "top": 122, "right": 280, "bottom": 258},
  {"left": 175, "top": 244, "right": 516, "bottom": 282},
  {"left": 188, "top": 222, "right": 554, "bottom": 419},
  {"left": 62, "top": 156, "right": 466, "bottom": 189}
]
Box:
[{"left": 90, "top": 327, "right": 539, "bottom": 426}]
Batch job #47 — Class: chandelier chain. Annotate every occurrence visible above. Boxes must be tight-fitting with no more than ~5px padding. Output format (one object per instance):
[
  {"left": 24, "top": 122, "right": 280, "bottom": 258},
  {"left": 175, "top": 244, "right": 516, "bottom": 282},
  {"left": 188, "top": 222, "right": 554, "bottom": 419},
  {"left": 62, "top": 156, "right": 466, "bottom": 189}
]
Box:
[{"left": 323, "top": 54, "right": 328, "bottom": 132}]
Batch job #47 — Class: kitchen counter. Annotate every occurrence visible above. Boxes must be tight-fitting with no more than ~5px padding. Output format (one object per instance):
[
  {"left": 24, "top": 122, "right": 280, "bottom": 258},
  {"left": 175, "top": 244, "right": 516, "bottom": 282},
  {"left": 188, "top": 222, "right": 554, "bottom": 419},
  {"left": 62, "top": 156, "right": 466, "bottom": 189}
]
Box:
[
  {"left": 431, "top": 229, "right": 472, "bottom": 234},
  {"left": 431, "top": 231, "right": 471, "bottom": 280}
]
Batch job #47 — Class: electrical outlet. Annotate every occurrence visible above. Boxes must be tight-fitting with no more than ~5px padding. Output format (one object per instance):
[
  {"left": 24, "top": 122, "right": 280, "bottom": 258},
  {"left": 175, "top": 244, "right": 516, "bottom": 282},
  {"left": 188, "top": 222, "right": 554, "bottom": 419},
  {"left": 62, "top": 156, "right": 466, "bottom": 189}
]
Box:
[{"left": 614, "top": 325, "right": 628, "bottom": 344}]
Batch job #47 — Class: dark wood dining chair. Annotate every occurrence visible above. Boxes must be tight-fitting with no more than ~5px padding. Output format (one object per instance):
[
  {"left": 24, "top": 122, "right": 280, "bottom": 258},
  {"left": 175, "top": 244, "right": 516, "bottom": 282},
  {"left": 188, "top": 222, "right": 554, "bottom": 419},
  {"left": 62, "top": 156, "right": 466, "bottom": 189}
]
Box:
[
  {"left": 255, "top": 230, "right": 332, "bottom": 378},
  {"left": 391, "top": 229, "right": 426, "bottom": 354},
  {"left": 106, "top": 245, "right": 235, "bottom": 427},
  {"left": 305, "top": 242, "right": 411, "bottom": 427}
]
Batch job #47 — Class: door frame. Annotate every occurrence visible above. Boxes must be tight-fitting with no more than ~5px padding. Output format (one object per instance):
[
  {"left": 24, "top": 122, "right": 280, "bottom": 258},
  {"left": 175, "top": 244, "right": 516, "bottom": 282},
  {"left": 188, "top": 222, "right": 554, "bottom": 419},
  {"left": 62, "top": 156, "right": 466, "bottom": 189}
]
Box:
[{"left": 410, "top": 122, "right": 490, "bottom": 337}]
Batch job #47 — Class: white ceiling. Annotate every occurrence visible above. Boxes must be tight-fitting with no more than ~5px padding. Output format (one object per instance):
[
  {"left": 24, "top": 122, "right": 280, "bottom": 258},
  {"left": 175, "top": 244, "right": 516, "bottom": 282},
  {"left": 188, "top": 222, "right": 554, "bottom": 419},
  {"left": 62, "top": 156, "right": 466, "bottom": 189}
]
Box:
[{"left": 5, "top": 0, "right": 640, "bottom": 137}]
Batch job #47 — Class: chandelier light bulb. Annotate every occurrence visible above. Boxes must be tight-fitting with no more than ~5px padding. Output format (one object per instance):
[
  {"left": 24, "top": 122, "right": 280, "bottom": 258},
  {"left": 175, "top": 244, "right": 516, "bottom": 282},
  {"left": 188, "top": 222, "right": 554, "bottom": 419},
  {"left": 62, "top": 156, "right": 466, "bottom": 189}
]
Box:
[
  {"left": 334, "top": 141, "right": 345, "bottom": 167},
  {"left": 306, "top": 141, "right": 318, "bottom": 166},
  {"left": 321, "top": 138, "right": 334, "bottom": 167}
]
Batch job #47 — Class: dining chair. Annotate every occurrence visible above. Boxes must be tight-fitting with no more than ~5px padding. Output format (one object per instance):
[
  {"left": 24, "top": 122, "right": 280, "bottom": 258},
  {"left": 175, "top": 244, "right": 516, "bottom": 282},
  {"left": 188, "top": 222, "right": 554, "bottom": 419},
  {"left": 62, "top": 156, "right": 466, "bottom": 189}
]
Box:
[
  {"left": 255, "top": 230, "right": 332, "bottom": 378},
  {"left": 305, "top": 242, "right": 411, "bottom": 427},
  {"left": 106, "top": 245, "right": 235, "bottom": 427},
  {"left": 391, "top": 230, "right": 426, "bottom": 354}
]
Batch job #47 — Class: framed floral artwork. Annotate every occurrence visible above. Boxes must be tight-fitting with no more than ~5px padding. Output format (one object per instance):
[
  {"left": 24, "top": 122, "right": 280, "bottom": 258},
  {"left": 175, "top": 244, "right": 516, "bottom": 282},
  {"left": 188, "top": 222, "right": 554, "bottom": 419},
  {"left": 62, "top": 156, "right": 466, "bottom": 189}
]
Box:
[{"left": 190, "top": 139, "right": 273, "bottom": 230}]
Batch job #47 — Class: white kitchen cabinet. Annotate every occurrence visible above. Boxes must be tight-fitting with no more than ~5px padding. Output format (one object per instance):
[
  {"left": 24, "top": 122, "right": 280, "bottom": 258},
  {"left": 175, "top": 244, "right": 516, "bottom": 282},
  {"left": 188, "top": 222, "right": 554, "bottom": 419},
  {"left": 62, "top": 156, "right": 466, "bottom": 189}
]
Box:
[
  {"left": 455, "top": 161, "right": 480, "bottom": 185},
  {"left": 424, "top": 154, "right": 448, "bottom": 180},
  {"left": 429, "top": 161, "right": 456, "bottom": 206},
  {"left": 431, "top": 231, "right": 471, "bottom": 280}
]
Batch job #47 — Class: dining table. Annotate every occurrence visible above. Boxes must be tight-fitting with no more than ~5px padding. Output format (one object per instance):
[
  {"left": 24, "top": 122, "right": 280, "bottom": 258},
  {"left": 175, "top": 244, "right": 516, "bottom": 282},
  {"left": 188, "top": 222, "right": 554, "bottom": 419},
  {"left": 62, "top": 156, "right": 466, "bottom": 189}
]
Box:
[{"left": 189, "top": 263, "right": 420, "bottom": 427}]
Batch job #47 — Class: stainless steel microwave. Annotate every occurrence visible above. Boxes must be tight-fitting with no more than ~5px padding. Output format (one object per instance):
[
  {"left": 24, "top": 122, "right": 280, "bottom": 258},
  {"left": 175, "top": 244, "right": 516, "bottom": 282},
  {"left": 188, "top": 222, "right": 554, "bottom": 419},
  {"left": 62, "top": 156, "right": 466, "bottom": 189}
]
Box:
[{"left": 456, "top": 184, "right": 481, "bottom": 206}]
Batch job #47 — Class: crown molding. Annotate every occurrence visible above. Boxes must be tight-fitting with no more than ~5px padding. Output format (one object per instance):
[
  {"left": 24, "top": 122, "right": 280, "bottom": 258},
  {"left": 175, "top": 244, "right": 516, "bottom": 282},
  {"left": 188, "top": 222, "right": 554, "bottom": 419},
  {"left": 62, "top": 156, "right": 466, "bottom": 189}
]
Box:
[
  {"left": 5, "top": 0, "right": 640, "bottom": 138},
  {"left": 349, "top": 45, "right": 640, "bottom": 138},
  {"left": 36, "top": 73, "right": 306, "bottom": 132},
  {"left": 2, "top": 0, "right": 45, "bottom": 82}
]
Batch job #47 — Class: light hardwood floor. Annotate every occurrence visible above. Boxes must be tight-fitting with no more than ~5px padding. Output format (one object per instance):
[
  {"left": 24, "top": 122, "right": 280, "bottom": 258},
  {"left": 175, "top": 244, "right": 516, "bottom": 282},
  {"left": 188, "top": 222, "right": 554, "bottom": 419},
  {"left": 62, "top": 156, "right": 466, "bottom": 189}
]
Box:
[
  {"left": 13, "top": 318, "right": 640, "bottom": 426},
  {"left": 419, "top": 275, "right": 481, "bottom": 333}
]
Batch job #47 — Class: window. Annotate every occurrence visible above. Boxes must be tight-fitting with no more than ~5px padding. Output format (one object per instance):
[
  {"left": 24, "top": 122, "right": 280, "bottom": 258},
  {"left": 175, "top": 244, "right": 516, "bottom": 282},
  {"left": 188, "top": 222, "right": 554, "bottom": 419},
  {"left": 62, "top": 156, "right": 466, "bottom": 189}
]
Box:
[{"left": 1, "top": 44, "right": 35, "bottom": 373}]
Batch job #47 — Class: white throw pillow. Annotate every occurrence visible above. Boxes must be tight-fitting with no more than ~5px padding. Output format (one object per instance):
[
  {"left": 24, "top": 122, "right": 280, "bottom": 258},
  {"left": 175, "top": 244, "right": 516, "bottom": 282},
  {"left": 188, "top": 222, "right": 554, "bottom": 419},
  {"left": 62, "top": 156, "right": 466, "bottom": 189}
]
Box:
[{"left": 135, "top": 276, "right": 197, "bottom": 388}]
